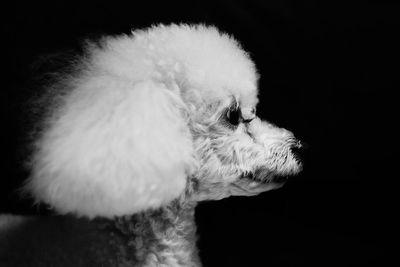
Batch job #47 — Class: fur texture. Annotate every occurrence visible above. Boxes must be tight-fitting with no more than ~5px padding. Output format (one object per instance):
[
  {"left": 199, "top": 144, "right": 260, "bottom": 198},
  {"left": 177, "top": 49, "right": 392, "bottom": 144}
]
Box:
[{"left": 1, "top": 24, "right": 303, "bottom": 266}]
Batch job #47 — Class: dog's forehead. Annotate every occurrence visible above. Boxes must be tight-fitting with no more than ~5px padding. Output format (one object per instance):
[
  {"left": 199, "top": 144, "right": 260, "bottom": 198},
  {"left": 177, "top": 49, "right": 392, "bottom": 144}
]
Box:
[{"left": 139, "top": 24, "right": 260, "bottom": 109}]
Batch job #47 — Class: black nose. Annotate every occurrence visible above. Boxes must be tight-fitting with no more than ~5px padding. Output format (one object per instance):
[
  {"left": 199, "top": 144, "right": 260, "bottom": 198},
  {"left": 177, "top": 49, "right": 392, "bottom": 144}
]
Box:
[{"left": 291, "top": 140, "right": 307, "bottom": 161}]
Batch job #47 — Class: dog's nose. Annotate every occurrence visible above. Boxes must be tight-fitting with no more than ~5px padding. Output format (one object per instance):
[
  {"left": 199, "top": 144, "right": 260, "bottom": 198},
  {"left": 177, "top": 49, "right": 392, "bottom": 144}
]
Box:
[{"left": 290, "top": 140, "right": 307, "bottom": 161}]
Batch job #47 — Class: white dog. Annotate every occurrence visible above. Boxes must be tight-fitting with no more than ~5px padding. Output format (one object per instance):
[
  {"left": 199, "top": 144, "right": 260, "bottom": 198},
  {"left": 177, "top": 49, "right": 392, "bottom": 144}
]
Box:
[{"left": 0, "top": 24, "right": 303, "bottom": 266}]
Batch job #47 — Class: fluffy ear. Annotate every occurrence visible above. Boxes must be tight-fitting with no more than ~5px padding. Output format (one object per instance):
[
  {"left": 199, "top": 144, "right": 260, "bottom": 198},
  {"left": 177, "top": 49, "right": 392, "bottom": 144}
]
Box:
[{"left": 26, "top": 78, "right": 194, "bottom": 218}]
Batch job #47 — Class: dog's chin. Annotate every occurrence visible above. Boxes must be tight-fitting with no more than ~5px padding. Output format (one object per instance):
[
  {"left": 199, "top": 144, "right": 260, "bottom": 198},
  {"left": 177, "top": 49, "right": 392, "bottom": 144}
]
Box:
[
  {"left": 251, "top": 167, "right": 299, "bottom": 184},
  {"left": 231, "top": 165, "right": 301, "bottom": 196},
  {"left": 230, "top": 173, "right": 283, "bottom": 196},
  {"left": 230, "top": 178, "right": 283, "bottom": 197}
]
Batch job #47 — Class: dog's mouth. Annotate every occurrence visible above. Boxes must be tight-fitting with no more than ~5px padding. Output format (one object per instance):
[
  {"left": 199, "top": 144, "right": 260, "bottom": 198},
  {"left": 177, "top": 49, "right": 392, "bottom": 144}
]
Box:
[
  {"left": 240, "top": 139, "right": 304, "bottom": 185},
  {"left": 231, "top": 171, "right": 286, "bottom": 196},
  {"left": 240, "top": 170, "right": 289, "bottom": 185},
  {"left": 228, "top": 139, "right": 305, "bottom": 197}
]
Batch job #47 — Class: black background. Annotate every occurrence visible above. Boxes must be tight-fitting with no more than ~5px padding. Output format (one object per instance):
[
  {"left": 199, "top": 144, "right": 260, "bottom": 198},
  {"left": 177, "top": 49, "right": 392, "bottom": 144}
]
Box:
[{"left": 1, "top": 1, "right": 397, "bottom": 266}]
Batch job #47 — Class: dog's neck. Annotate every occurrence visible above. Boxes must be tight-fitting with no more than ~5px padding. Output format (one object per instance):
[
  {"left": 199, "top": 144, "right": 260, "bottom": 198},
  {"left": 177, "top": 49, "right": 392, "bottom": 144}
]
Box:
[{"left": 110, "top": 201, "right": 201, "bottom": 267}]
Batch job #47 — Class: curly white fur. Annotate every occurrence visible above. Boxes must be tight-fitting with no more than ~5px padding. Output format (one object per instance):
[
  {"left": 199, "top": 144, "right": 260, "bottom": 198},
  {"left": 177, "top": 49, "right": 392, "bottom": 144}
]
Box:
[
  {"left": 1, "top": 24, "right": 303, "bottom": 266},
  {"left": 25, "top": 24, "right": 270, "bottom": 218}
]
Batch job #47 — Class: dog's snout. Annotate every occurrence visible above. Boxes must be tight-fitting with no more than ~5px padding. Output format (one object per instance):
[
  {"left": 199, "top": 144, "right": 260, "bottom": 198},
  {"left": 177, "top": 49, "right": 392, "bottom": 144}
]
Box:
[
  {"left": 291, "top": 145, "right": 302, "bottom": 159},
  {"left": 290, "top": 140, "right": 307, "bottom": 161}
]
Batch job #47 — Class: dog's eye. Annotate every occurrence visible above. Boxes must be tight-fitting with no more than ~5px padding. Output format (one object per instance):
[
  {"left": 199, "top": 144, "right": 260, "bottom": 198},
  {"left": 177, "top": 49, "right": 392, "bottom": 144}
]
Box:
[{"left": 225, "top": 107, "right": 241, "bottom": 126}]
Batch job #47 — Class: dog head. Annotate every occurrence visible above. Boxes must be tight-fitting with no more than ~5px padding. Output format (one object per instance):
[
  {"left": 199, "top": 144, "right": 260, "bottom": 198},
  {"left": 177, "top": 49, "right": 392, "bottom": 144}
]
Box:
[{"left": 26, "top": 24, "right": 302, "bottom": 218}]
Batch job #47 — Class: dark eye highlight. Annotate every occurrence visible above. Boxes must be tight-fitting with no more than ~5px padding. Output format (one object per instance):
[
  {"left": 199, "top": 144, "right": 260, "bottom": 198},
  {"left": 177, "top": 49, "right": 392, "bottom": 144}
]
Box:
[{"left": 225, "top": 106, "right": 241, "bottom": 126}]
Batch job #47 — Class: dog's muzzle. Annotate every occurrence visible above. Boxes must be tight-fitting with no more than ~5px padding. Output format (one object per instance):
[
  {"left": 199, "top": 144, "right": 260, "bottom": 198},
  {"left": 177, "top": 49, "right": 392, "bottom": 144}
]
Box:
[
  {"left": 269, "top": 138, "right": 305, "bottom": 183},
  {"left": 290, "top": 139, "right": 306, "bottom": 162}
]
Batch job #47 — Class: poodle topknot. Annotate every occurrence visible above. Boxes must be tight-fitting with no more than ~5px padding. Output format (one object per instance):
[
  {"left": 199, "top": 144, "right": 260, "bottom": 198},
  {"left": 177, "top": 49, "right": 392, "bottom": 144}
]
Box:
[{"left": 1, "top": 24, "right": 303, "bottom": 266}]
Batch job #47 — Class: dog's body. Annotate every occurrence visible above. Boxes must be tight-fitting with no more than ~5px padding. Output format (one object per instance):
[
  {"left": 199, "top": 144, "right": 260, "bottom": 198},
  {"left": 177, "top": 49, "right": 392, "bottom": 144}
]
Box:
[
  {"left": 1, "top": 202, "right": 199, "bottom": 266},
  {"left": 0, "top": 24, "right": 302, "bottom": 266}
]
